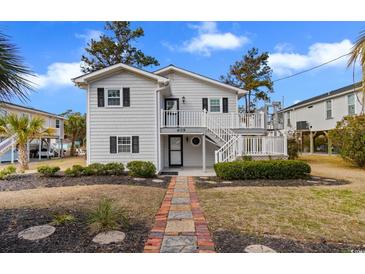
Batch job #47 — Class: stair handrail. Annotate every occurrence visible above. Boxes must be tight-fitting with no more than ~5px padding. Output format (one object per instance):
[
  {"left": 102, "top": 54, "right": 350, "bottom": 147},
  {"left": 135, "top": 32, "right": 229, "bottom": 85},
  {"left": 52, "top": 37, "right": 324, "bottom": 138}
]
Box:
[{"left": 0, "top": 134, "right": 17, "bottom": 155}]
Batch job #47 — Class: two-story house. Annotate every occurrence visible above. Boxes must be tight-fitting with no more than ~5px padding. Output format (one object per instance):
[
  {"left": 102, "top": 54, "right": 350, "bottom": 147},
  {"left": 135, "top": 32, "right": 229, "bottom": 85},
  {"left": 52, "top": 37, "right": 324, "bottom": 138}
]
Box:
[
  {"left": 73, "top": 63, "right": 287, "bottom": 174},
  {"left": 0, "top": 101, "right": 65, "bottom": 163},
  {"left": 279, "top": 82, "right": 363, "bottom": 154}
]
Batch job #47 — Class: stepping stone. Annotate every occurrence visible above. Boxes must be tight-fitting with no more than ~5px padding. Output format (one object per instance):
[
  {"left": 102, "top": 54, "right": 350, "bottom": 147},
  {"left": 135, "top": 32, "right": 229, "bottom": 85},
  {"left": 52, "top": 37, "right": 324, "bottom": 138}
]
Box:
[
  {"left": 172, "top": 197, "right": 190, "bottom": 204},
  {"left": 307, "top": 180, "right": 319, "bottom": 184},
  {"left": 174, "top": 188, "right": 189, "bottom": 193},
  {"left": 206, "top": 181, "right": 217, "bottom": 184},
  {"left": 221, "top": 181, "right": 232, "bottom": 184},
  {"left": 173, "top": 192, "right": 190, "bottom": 198},
  {"left": 152, "top": 179, "right": 164, "bottom": 183},
  {"left": 311, "top": 176, "right": 321, "bottom": 180},
  {"left": 323, "top": 178, "right": 337, "bottom": 182},
  {"left": 92, "top": 231, "right": 126, "bottom": 245},
  {"left": 160, "top": 236, "right": 197, "bottom": 253},
  {"left": 165, "top": 220, "right": 195, "bottom": 233},
  {"left": 168, "top": 211, "right": 193, "bottom": 220},
  {"left": 170, "top": 205, "right": 191, "bottom": 211},
  {"left": 244, "top": 244, "right": 276, "bottom": 253},
  {"left": 18, "top": 225, "right": 56, "bottom": 241},
  {"left": 134, "top": 178, "right": 146, "bottom": 181}
]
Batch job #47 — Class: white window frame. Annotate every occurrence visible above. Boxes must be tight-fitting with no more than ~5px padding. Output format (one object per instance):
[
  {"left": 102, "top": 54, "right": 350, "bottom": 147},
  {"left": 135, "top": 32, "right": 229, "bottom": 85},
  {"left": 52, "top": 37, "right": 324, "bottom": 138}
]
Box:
[
  {"left": 208, "top": 97, "right": 222, "bottom": 113},
  {"left": 106, "top": 88, "right": 121, "bottom": 107},
  {"left": 55, "top": 119, "right": 60, "bottom": 129},
  {"left": 325, "top": 100, "right": 332, "bottom": 119},
  {"left": 117, "top": 136, "right": 131, "bottom": 153},
  {"left": 347, "top": 94, "right": 356, "bottom": 115}
]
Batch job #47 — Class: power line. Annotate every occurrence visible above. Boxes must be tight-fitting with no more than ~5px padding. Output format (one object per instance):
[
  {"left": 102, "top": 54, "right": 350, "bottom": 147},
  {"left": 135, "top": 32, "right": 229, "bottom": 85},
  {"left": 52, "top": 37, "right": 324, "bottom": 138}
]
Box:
[{"left": 273, "top": 52, "right": 351, "bottom": 83}]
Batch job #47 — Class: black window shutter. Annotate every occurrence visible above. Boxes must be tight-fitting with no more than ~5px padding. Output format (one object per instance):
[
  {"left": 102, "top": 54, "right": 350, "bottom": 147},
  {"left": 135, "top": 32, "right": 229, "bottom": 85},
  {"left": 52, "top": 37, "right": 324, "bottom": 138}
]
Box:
[
  {"left": 97, "top": 88, "right": 105, "bottom": 107},
  {"left": 110, "top": 136, "right": 117, "bottom": 154},
  {"left": 132, "top": 136, "right": 139, "bottom": 153},
  {"left": 223, "top": 97, "right": 228, "bottom": 113},
  {"left": 123, "top": 88, "right": 130, "bottom": 107},
  {"left": 202, "top": 98, "right": 208, "bottom": 111}
]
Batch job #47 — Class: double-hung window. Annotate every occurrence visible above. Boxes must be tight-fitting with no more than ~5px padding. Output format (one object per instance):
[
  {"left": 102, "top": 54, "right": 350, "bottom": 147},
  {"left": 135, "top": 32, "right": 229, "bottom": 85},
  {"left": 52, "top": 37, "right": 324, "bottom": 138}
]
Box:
[
  {"left": 118, "top": 136, "right": 131, "bottom": 153},
  {"left": 348, "top": 94, "right": 355, "bottom": 115},
  {"left": 325, "top": 100, "right": 332, "bottom": 119},
  {"left": 55, "top": 119, "right": 60, "bottom": 129},
  {"left": 209, "top": 98, "right": 221, "bottom": 113},
  {"left": 107, "top": 89, "right": 121, "bottom": 106}
]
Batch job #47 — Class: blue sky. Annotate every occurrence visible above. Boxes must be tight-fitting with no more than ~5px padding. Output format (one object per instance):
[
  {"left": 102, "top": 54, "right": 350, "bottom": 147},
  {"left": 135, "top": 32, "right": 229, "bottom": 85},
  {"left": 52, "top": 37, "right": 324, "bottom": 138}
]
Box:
[{"left": 1, "top": 21, "right": 364, "bottom": 114}]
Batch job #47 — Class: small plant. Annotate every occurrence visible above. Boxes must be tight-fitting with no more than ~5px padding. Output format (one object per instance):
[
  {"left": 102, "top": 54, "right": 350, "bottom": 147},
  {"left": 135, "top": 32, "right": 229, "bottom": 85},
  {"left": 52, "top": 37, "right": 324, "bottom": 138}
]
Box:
[
  {"left": 0, "top": 165, "right": 17, "bottom": 180},
  {"left": 88, "top": 163, "right": 106, "bottom": 175},
  {"left": 37, "top": 165, "right": 60, "bottom": 177},
  {"left": 64, "top": 164, "right": 85, "bottom": 177},
  {"left": 51, "top": 213, "right": 75, "bottom": 225},
  {"left": 127, "top": 161, "right": 156, "bottom": 178},
  {"left": 88, "top": 198, "right": 129, "bottom": 233}
]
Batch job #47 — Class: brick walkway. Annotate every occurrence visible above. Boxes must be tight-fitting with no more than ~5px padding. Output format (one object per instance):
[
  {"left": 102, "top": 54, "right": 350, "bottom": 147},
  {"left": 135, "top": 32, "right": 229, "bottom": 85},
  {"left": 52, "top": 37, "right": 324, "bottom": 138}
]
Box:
[{"left": 143, "top": 176, "right": 215, "bottom": 253}]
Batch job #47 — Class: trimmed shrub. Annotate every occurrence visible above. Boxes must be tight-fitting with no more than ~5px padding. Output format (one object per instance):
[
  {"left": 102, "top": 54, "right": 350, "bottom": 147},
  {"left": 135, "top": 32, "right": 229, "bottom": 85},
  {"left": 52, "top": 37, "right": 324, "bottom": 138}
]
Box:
[
  {"left": 214, "top": 160, "right": 311, "bottom": 180},
  {"left": 103, "top": 162, "right": 125, "bottom": 175},
  {"left": 127, "top": 161, "right": 156, "bottom": 178},
  {"left": 37, "top": 165, "right": 60, "bottom": 177},
  {"left": 88, "top": 163, "right": 106, "bottom": 175},
  {"left": 64, "top": 164, "right": 85, "bottom": 177},
  {"left": 0, "top": 165, "right": 16, "bottom": 179}
]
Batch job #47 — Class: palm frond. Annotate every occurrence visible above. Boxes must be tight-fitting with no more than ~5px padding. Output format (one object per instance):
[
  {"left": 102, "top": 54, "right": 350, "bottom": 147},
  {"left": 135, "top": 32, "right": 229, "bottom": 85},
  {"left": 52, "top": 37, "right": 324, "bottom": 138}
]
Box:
[
  {"left": 348, "top": 30, "right": 365, "bottom": 68},
  {"left": 0, "top": 32, "right": 35, "bottom": 102}
]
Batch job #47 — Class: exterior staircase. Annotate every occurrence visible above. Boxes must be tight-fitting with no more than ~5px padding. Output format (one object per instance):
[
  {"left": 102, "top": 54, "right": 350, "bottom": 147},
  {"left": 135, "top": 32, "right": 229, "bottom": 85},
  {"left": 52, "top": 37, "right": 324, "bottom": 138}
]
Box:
[{"left": 0, "top": 135, "right": 17, "bottom": 157}]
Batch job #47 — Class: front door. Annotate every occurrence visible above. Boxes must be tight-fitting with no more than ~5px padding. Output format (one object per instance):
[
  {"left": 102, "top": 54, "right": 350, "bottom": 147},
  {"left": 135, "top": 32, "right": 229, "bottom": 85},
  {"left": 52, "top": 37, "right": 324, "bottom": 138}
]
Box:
[
  {"left": 169, "top": 135, "right": 183, "bottom": 167},
  {"left": 165, "top": 98, "right": 179, "bottom": 127}
]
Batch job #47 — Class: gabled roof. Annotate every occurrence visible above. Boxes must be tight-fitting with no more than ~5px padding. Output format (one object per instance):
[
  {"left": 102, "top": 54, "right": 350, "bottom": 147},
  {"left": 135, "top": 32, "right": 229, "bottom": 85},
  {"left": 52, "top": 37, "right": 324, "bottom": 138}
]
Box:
[
  {"left": 154, "top": 64, "right": 247, "bottom": 96},
  {"left": 281, "top": 82, "right": 362, "bottom": 112},
  {"left": 72, "top": 63, "right": 169, "bottom": 87},
  {"left": 0, "top": 101, "right": 65, "bottom": 119}
]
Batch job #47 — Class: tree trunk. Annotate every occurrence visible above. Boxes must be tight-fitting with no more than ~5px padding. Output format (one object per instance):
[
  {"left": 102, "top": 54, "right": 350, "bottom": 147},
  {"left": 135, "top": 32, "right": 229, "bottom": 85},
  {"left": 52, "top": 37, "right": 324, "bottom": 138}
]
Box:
[
  {"left": 18, "top": 143, "right": 29, "bottom": 171},
  {"left": 70, "top": 133, "right": 77, "bottom": 157}
]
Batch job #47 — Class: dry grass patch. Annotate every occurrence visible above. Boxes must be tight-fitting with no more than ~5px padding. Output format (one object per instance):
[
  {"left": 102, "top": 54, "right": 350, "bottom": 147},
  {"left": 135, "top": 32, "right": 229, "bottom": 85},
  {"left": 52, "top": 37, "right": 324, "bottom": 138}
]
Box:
[
  {"left": 198, "top": 186, "right": 365, "bottom": 244},
  {"left": 0, "top": 184, "right": 165, "bottom": 225}
]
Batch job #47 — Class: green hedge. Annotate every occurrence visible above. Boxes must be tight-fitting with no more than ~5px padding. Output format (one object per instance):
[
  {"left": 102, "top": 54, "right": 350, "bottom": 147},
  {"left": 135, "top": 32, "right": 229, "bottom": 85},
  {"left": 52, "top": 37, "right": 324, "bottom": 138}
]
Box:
[
  {"left": 127, "top": 161, "right": 156, "bottom": 178},
  {"left": 65, "top": 162, "right": 125, "bottom": 177},
  {"left": 37, "top": 165, "right": 60, "bottom": 177},
  {"left": 214, "top": 160, "right": 311, "bottom": 180},
  {"left": 0, "top": 165, "right": 16, "bottom": 180}
]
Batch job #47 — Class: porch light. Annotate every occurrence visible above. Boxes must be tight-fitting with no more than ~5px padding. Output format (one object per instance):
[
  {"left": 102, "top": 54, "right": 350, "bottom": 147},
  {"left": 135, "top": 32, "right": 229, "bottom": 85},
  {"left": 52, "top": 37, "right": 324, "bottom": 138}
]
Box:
[{"left": 182, "top": 96, "right": 186, "bottom": 104}]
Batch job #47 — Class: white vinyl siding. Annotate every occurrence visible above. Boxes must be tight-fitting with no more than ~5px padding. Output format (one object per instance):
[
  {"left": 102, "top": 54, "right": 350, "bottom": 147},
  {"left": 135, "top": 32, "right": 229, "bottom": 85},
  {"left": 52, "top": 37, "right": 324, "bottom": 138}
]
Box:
[
  {"left": 88, "top": 71, "right": 157, "bottom": 165},
  {"left": 347, "top": 94, "right": 355, "bottom": 115},
  {"left": 163, "top": 71, "right": 237, "bottom": 113}
]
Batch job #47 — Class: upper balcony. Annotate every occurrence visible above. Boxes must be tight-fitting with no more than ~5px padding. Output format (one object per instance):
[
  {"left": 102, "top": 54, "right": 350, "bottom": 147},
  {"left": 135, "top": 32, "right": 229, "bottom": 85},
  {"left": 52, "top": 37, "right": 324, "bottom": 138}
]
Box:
[{"left": 160, "top": 110, "right": 266, "bottom": 130}]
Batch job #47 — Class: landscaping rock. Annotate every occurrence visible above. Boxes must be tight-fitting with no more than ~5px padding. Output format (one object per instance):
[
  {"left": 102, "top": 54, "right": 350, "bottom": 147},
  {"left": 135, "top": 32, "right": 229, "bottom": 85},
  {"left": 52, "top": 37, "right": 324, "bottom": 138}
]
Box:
[
  {"left": 133, "top": 178, "right": 146, "bottom": 182},
  {"left": 244, "top": 244, "right": 276, "bottom": 253},
  {"left": 200, "top": 176, "right": 209, "bottom": 180},
  {"left": 324, "top": 178, "right": 337, "bottom": 182},
  {"left": 152, "top": 179, "right": 164, "bottom": 183},
  {"left": 18, "top": 225, "right": 56, "bottom": 241},
  {"left": 222, "top": 181, "right": 232, "bottom": 184},
  {"left": 206, "top": 181, "right": 217, "bottom": 184},
  {"left": 92, "top": 230, "right": 126, "bottom": 245}
]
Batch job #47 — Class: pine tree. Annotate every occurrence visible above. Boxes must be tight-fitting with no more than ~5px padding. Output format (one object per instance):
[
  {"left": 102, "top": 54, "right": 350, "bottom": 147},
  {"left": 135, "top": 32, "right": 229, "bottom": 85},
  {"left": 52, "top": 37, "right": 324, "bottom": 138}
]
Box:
[
  {"left": 81, "top": 22, "right": 159, "bottom": 73},
  {"left": 221, "top": 48, "right": 273, "bottom": 112}
]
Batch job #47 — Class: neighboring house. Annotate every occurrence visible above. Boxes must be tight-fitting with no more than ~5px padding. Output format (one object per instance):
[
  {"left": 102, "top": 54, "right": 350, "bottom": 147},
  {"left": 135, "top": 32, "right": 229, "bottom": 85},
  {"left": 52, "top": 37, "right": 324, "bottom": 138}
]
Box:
[
  {"left": 0, "top": 101, "right": 65, "bottom": 163},
  {"left": 279, "top": 82, "right": 363, "bottom": 154},
  {"left": 73, "top": 63, "right": 287, "bottom": 173}
]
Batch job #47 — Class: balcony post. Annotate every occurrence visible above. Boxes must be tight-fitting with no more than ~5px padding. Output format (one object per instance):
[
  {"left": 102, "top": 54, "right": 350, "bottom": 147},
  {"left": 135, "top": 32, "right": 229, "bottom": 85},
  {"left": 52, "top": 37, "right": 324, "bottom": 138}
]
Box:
[
  {"left": 11, "top": 142, "right": 14, "bottom": 164},
  {"left": 202, "top": 134, "right": 206, "bottom": 172},
  {"left": 283, "top": 134, "right": 288, "bottom": 156},
  {"left": 203, "top": 109, "right": 207, "bottom": 127},
  {"left": 160, "top": 109, "right": 164, "bottom": 128}
]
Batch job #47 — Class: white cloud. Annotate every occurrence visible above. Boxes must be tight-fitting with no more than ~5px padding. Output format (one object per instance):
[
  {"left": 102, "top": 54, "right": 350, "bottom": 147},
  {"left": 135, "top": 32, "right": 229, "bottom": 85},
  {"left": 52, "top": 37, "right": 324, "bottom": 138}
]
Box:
[
  {"left": 163, "top": 22, "right": 249, "bottom": 57},
  {"left": 75, "top": 29, "right": 103, "bottom": 44},
  {"left": 269, "top": 39, "right": 353, "bottom": 76},
  {"left": 293, "top": 99, "right": 301, "bottom": 104},
  {"left": 29, "top": 62, "right": 82, "bottom": 89}
]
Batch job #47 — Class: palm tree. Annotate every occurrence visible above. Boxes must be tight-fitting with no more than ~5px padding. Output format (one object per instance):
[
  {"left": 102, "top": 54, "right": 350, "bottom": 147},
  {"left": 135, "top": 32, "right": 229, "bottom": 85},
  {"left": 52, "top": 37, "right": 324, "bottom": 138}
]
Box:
[
  {"left": 0, "top": 32, "right": 34, "bottom": 102},
  {"left": 348, "top": 30, "right": 365, "bottom": 113},
  {"left": 0, "top": 114, "right": 51, "bottom": 171},
  {"left": 64, "top": 112, "right": 86, "bottom": 156}
]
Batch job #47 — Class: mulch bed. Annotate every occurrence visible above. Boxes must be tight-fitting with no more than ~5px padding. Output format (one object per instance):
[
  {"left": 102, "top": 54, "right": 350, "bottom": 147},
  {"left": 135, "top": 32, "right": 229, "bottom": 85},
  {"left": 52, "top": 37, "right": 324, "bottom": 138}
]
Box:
[
  {"left": 0, "top": 173, "right": 170, "bottom": 192},
  {"left": 195, "top": 176, "right": 349, "bottom": 188},
  {"left": 0, "top": 208, "right": 150, "bottom": 253},
  {"left": 213, "top": 230, "right": 365, "bottom": 253}
]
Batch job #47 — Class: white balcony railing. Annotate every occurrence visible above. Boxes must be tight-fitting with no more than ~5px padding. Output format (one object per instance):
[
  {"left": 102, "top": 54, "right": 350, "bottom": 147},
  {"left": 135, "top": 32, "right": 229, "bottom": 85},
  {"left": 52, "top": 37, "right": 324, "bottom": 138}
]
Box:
[{"left": 161, "top": 110, "right": 265, "bottom": 129}]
